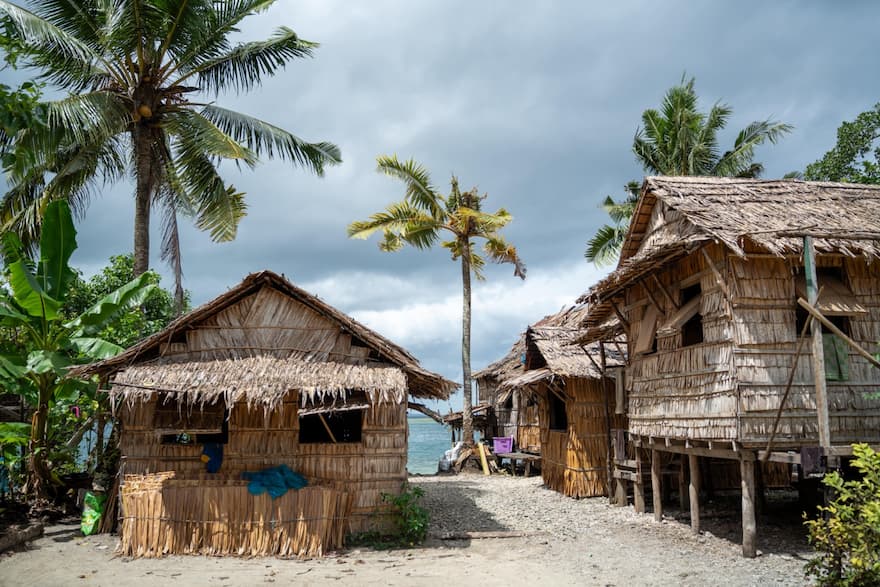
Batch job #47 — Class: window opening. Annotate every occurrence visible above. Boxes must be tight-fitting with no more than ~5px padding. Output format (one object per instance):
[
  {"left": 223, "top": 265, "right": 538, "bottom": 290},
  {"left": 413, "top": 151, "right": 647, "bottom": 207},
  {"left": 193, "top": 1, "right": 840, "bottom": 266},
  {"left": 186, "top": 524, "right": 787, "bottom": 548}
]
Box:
[
  {"left": 548, "top": 393, "right": 567, "bottom": 431},
  {"left": 299, "top": 410, "right": 363, "bottom": 443}
]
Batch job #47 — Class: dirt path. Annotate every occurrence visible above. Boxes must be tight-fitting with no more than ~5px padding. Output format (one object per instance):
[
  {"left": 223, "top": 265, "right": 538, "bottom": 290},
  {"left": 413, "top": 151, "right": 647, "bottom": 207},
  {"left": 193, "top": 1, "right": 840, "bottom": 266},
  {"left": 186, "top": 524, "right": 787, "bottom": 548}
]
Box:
[{"left": 0, "top": 475, "right": 813, "bottom": 586}]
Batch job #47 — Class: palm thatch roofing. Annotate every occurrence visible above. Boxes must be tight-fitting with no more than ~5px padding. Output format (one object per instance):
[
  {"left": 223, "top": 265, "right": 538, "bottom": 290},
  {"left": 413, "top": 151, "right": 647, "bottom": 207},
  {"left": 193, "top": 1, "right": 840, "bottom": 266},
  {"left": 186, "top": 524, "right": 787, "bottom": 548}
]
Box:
[
  {"left": 76, "top": 270, "right": 455, "bottom": 404},
  {"left": 579, "top": 176, "right": 880, "bottom": 330}
]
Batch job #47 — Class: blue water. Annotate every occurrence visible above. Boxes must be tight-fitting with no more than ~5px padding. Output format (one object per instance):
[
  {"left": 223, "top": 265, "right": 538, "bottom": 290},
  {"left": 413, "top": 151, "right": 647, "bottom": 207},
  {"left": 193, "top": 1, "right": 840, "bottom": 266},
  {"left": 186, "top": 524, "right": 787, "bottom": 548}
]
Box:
[{"left": 407, "top": 416, "right": 452, "bottom": 474}]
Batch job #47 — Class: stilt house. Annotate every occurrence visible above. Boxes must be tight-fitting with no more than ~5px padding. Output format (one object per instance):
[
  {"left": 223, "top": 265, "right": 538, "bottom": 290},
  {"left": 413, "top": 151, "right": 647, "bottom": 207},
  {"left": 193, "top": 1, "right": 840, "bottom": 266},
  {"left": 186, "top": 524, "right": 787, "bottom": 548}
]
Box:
[
  {"left": 579, "top": 177, "right": 880, "bottom": 556},
  {"left": 79, "top": 271, "right": 454, "bottom": 558}
]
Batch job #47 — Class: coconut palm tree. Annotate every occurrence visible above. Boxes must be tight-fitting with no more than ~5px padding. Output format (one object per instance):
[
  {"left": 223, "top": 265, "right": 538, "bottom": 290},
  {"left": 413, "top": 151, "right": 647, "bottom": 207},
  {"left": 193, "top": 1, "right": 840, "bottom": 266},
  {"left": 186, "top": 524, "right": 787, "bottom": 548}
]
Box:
[
  {"left": 0, "top": 0, "right": 341, "bottom": 303},
  {"left": 585, "top": 77, "right": 792, "bottom": 264},
  {"left": 348, "top": 156, "right": 526, "bottom": 447}
]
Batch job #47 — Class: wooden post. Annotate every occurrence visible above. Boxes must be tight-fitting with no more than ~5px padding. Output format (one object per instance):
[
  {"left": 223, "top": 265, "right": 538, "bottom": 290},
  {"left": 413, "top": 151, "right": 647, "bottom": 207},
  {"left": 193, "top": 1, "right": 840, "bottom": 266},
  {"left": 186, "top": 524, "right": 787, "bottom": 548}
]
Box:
[
  {"left": 689, "top": 454, "right": 701, "bottom": 534},
  {"left": 613, "top": 429, "right": 627, "bottom": 506},
  {"left": 804, "top": 236, "right": 831, "bottom": 451},
  {"left": 741, "top": 459, "right": 757, "bottom": 558},
  {"left": 634, "top": 449, "right": 646, "bottom": 513},
  {"left": 651, "top": 449, "right": 663, "bottom": 522},
  {"left": 678, "top": 457, "right": 688, "bottom": 510}
]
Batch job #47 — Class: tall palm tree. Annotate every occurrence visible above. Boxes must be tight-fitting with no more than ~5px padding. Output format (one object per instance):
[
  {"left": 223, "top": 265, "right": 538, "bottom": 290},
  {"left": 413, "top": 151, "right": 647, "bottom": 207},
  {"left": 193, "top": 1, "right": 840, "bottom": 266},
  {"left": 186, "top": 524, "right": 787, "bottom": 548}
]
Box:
[
  {"left": 0, "top": 0, "right": 341, "bottom": 303},
  {"left": 585, "top": 77, "right": 792, "bottom": 264},
  {"left": 348, "top": 156, "right": 526, "bottom": 447}
]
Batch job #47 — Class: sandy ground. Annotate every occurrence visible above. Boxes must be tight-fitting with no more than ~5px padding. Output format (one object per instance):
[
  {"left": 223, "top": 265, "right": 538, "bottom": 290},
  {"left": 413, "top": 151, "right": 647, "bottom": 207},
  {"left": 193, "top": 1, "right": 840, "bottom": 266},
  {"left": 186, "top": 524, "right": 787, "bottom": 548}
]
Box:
[{"left": 0, "top": 474, "right": 814, "bottom": 587}]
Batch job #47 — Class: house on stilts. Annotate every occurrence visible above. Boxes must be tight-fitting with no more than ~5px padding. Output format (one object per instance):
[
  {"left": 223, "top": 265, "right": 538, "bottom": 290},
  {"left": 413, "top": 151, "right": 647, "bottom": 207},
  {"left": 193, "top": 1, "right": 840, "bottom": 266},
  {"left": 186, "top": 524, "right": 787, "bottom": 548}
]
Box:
[
  {"left": 578, "top": 176, "right": 880, "bottom": 557},
  {"left": 77, "top": 270, "right": 454, "bottom": 558}
]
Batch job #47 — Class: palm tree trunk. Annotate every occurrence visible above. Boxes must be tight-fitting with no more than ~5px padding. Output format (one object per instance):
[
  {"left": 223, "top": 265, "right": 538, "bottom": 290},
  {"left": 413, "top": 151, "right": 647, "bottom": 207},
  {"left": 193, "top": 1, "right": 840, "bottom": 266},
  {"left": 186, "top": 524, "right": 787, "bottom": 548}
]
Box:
[
  {"left": 460, "top": 237, "right": 474, "bottom": 447},
  {"left": 132, "top": 127, "right": 153, "bottom": 276}
]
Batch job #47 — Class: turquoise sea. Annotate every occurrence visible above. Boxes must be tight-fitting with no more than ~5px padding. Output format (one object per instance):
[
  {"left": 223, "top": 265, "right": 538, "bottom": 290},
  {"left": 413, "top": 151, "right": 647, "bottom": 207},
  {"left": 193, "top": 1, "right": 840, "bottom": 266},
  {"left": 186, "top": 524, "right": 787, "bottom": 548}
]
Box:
[{"left": 406, "top": 415, "right": 452, "bottom": 474}]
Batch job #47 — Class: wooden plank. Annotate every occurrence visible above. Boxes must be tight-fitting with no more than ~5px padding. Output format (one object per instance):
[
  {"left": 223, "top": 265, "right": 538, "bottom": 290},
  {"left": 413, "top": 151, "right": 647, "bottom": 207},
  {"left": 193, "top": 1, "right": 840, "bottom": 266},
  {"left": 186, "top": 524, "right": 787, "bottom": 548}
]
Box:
[
  {"left": 651, "top": 449, "right": 663, "bottom": 522},
  {"left": 701, "top": 247, "right": 732, "bottom": 301},
  {"left": 614, "top": 469, "right": 640, "bottom": 482},
  {"left": 634, "top": 450, "right": 646, "bottom": 514},
  {"left": 741, "top": 459, "right": 757, "bottom": 558},
  {"left": 689, "top": 454, "right": 701, "bottom": 535},
  {"left": 651, "top": 274, "right": 679, "bottom": 310},
  {"left": 797, "top": 297, "right": 880, "bottom": 370},
  {"left": 803, "top": 236, "right": 831, "bottom": 452}
]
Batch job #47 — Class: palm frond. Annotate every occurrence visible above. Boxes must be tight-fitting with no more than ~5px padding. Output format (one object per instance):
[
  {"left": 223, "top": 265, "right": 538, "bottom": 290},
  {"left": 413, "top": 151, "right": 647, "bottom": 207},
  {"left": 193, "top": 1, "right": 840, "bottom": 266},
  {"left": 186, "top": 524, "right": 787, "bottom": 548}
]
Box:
[
  {"left": 347, "top": 202, "right": 438, "bottom": 246},
  {"left": 46, "top": 91, "right": 129, "bottom": 147},
  {"left": 184, "top": 26, "right": 317, "bottom": 94},
  {"left": 376, "top": 155, "right": 445, "bottom": 219},
  {"left": 585, "top": 223, "right": 627, "bottom": 267},
  {"left": 164, "top": 109, "right": 258, "bottom": 166},
  {"left": 200, "top": 105, "right": 341, "bottom": 174},
  {"left": 483, "top": 236, "right": 526, "bottom": 279}
]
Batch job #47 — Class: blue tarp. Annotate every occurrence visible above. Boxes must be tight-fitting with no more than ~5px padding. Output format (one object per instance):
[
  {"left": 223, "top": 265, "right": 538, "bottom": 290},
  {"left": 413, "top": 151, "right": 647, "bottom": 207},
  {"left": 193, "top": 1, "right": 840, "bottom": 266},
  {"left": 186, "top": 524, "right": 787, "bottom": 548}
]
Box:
[{"left": 241, "top": 465, "right": 308, "bottom": 499}]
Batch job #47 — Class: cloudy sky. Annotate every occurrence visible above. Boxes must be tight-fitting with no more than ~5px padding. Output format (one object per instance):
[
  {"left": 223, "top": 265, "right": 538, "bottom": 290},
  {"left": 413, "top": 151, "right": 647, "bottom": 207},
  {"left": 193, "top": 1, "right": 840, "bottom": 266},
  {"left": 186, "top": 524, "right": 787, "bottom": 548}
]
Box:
[{"left": 9, "top": 1, "right": 880, "bottom": 412}]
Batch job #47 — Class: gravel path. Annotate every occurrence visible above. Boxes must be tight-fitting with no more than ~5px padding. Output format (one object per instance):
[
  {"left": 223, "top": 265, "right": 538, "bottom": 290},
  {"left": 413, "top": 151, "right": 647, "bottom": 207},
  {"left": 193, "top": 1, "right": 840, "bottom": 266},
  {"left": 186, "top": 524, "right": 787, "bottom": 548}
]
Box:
[{"left": 412, "top": 473, "right": 813, "bottom": 586}]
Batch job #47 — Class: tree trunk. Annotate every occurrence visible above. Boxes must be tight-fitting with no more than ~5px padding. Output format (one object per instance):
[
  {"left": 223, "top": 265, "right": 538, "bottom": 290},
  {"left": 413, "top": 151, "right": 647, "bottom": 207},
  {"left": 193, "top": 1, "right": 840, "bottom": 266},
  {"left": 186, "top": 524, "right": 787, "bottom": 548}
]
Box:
[
  {"left": 132, "top": 126, "right": 154, "bottom": 276},
  {"left": 28, "top": 383, "right": 53, "bottom": 501},
  {"left": 460, "top": 238, "right": 474, "bottom": 446}
]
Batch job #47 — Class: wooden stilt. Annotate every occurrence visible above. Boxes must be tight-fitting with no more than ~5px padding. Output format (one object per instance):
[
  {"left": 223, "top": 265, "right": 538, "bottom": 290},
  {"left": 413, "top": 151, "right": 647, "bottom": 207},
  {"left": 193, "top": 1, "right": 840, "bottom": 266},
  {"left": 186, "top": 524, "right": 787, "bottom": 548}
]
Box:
[
  {"left": 678, "top": 457, "right": 688, "bottom": 511},
  {"left": 689, "top": 454, "right": 701, "bottom": 534},
  {"left": 741, "top": 459, "right": 757, "bottom": 558},
  {"left": 651, "top": 449, "right": 663, "bottom": 522},
  {"left": 634, "top": 449, "right": 646, "bottom": 514}
]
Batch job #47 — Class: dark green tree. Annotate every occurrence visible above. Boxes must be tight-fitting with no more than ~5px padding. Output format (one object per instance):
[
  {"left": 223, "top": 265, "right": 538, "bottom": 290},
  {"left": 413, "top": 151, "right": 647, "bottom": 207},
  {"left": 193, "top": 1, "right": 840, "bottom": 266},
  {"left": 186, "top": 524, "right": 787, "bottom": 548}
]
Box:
[{"left": 804, "top": 103, "right": 880, "bottom": 184}]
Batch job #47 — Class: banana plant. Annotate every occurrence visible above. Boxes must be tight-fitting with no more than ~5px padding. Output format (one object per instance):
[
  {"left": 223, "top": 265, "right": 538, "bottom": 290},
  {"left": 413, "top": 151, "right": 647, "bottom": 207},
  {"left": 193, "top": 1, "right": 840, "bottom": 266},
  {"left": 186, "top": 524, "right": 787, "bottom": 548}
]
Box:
[{"left": 0, "top": 200, "right": 155, "bottom": 500}]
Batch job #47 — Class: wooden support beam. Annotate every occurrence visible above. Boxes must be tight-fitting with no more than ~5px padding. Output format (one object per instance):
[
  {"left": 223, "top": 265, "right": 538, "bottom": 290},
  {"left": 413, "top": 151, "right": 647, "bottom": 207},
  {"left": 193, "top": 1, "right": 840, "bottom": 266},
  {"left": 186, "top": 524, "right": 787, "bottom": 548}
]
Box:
[
  {"left": 651, "top": 274, "right": 679, "bottom": 310},
  {"left": 803, "top": 236, "right": 831, "bottom": 452},
  {"left": 318, "top": 413, "right": 337, "bottom": 443},
  {"left": 741, "top": 459, "right": 757, "bottom": 558},
  {"left": 678, "top": 457, "right": 688, "bottom": 511},
  {"left": 609, "top": 298, "right": 630, "bottom": 329},
  {"left": 634, "top": 449, "right": 646, "bottom": 514},
  {"left": 797, "top": 297, "right": 880, "bottom": 370},
  {"left": 651, "top": 449, "right": 663, "bottom": 522},
  {"left": 701, "top": 247, "right": 732, "bottom": 301},
  {"left": 689, "top": 454, "right": 701, "bottom": 534},
  {"left": 643, "top": 279, "right": 666, "bottom": 315}
]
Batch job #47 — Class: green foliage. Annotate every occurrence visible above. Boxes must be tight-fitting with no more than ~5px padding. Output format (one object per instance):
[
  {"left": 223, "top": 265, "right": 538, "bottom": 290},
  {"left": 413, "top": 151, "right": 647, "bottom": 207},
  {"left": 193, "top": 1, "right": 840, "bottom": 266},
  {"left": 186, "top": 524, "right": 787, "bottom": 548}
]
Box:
[
  {"left": 804, "top": 104, "right": 880, "bottom": 184},
  {"left": 805, "top": 444, "right": 880, "bottom": 586},
  {"left": 349, "top": 483, "right": 430, "bottom": 549},
  {"left": 0, "top": 200, "right": 155, "bottom": 498},
  {"left": 64, "top": 254, "right": 187, "bottom": 349}
]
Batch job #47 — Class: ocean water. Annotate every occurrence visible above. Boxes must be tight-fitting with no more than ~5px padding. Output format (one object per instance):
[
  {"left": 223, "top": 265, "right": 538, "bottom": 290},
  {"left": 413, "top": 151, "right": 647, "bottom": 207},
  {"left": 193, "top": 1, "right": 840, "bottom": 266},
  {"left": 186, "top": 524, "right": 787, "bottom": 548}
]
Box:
[{"left": 406, "top": 415, "right": 452, "bottom": 474}]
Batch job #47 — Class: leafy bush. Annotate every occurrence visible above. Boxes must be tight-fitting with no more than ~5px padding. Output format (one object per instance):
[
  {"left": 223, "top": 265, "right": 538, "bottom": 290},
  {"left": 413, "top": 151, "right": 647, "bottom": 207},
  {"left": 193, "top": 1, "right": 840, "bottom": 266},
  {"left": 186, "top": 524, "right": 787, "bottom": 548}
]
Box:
[
  {"left": 348, "top": 483, "right": 430, "bottom": 549},
  {"left": 805, "top": 443, "right": 880, "bottom": 586}
]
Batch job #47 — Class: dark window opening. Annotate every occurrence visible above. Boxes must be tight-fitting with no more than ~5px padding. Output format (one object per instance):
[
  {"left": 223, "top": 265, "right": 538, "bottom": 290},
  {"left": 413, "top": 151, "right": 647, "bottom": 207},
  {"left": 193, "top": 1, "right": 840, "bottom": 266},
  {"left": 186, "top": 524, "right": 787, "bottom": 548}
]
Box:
[
  {"left": 503, "top": 395, "right": 513, "bottom": 410},
  {"left": 161, "top": 416, "right": 228, "bottom": 445},
  {"left": 548, "top": 394, "right": 567, "bottom": 431},
  {"left": 680, "top": 283, "right": 703, "bottom": 347},
  {"left": 796, "top": 307, "right": 851, "bottom": 337},
  {"left": 299, "top": 410, "right": 363, "bottom": 443},
  {"left": 154, "top": 395, "right": 227, "bottom": 445}
]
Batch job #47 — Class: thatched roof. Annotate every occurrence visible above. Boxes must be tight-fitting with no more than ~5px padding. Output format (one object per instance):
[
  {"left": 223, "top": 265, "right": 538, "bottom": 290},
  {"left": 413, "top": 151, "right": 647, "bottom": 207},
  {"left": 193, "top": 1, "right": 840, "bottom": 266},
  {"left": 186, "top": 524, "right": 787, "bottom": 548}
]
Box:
[
  {"left": 76, "top": 271, "right": 455, "bottom": 402},
  {"left": 580, "top": 176, "right": 880, "bottom": 314},
  {"left": 110, "top": 356, "right": 409, "bottom": 411}
]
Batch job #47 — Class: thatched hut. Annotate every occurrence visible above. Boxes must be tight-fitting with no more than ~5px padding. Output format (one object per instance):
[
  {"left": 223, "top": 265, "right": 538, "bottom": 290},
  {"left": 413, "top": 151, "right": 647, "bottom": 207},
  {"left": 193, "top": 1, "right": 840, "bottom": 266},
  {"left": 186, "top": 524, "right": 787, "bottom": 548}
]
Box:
[
  {"left": 473, "top": 335, "right": 541, "bottom": 451},
  {"left": 579, "top": 177, "right": 880, "bottom": 556},
  {"left": 78, "top": 271, "right": 454, "bottom": 558},
  {"left": 500, "top": 304, "right": 625, "bottom": 497}
]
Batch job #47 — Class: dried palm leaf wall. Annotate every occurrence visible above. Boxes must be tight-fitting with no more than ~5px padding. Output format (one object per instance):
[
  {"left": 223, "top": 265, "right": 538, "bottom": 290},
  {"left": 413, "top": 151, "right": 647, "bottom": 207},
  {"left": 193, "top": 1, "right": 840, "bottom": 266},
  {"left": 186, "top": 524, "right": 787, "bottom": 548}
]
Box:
[
  {"left": 517, "top": 398, "right": 541, "bottom": 451},
  {"left": 625, "top": 244, "right": 738, "bottom": 440},
  {"left": 120, "top": 395, "right": 405, "bottom": 536},
  {"left": 119, "top": 472, "right": 352, "bottom": 558},
  {"left": 538, "top": 377, "right": 624, "bottom": 498},
  {"left": 730, "top": 252, "right": 880, "bottom": 446},
  {"left": 623, "top": 239, "right": 880, "bottom": 447}
]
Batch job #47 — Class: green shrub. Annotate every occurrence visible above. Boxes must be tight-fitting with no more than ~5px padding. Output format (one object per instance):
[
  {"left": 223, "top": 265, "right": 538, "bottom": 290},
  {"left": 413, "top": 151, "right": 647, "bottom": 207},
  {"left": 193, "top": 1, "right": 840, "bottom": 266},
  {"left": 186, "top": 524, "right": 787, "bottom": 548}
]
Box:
[
  {"left": 348, "top": 483, "right": 429, "bottom": 549},
  {"left": 805, "top": 443, "right": 880, "bottom": 586}
]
